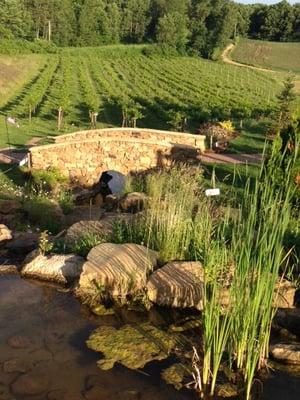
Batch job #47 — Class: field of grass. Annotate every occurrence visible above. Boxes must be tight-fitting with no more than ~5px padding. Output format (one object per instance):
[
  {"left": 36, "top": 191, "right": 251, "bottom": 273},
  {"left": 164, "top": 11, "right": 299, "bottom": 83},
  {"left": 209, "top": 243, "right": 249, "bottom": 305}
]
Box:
[
  {"left": 232, "top": 39, "right": 300, "bottom": 74},
  {"left": 0, "top": 55, "right": 45, "bottom": 108},
  {"left": 0, "top": 45, "right": 282, "bottom": 149}
]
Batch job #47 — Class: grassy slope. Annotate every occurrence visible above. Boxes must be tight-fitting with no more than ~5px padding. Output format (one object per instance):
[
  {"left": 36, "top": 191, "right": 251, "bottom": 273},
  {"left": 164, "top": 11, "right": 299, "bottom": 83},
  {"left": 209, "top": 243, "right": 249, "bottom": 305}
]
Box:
[
  {"left": 0, "top": 54, "right": 45, "bottom": 108},
  {"left": 231, "top": 38, "right": 300, "bottom": 74},
  {"left": 0, "top": 45, "right": 281, "bottom": 149}
]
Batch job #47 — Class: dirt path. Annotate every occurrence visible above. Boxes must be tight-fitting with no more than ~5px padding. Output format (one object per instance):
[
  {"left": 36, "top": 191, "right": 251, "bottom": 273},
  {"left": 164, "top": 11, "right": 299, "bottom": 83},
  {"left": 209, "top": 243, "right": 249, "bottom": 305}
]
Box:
[
  {"left": 221, "top": 43, "right": 275, "bottom": 73},
  {"left": 200, "top": 152, "right": 262, "bottom": 165}
]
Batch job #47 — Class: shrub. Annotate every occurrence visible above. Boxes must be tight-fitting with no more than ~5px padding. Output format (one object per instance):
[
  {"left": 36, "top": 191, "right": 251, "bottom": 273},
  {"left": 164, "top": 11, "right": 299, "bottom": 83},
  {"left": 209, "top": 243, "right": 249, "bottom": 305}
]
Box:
[
  {"left": 23, "top": 197, "right": 64, "bottom": 234},
  {"left": 112, "top": 166, "right": 210, "bottom": 263},
  {"left": 57, "top": 190, "right": 74, "bottom": 214},
  {"left": 71, "top": 234, "right": 105, "bottom": 257},
  {"left": 29, "top": 168, "right": 69, "bottom": 193},
  {"left": 0, "top": 39, "right": 58, "bottom": 55}
]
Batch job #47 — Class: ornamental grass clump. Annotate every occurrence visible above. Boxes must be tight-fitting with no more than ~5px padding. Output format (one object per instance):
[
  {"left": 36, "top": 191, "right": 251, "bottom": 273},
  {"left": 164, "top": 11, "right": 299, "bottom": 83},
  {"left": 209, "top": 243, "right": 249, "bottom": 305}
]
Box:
[
  {"left": 112, "top": 166, "right": 213, "bottom": 264},
  {"left": 198, "top": 150, "right": 295, "bottom": 399}
]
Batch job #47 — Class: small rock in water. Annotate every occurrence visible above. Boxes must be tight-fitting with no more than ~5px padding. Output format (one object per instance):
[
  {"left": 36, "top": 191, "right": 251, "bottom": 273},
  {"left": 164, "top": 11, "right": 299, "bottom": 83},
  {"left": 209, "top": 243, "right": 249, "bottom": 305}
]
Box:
[
  {"left": 0, "top": 264, "right": 18, "bottom": 275},
  {"left": 11, "top": 370, "right": 50, "bottom": 396},
  {"left": 0, "top": 383, "right": 14, "bottom": 400},
  {"left": 215, "top": 382, "right": 238, "bottom": 398},
  {"left": 270, "top": 342, "right": 300, "bottom": 364},
  {"left": 84, "top": 385, "right": 115, "bottom": 400},
  {"left": 7, "top": 335, "right": 31, "bottom": 349},
  {"left": 3, "top": 358, "right": 33, "bottom": 373}
]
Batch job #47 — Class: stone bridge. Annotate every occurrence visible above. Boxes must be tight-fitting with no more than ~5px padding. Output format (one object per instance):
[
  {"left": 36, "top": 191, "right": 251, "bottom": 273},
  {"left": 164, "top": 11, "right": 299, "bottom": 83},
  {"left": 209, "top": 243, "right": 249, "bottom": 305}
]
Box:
[{"left": 30, "top": 128, "right": 206, "bottom": 186}]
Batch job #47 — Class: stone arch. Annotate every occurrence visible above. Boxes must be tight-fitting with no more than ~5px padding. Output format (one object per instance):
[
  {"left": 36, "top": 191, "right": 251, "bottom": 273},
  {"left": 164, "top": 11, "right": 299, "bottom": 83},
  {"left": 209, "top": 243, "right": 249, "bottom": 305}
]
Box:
[{"left": 29, "top": 128, "right": 206, "bottom": 187}]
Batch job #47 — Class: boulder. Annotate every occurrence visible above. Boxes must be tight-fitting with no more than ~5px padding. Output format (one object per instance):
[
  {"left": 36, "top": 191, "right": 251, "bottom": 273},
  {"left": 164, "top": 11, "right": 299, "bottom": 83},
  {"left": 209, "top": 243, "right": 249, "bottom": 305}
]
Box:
[
  {"left": 7, "top": 335, "right": 31, "bottom": 349},
  {"left": 119, "top": 192, "right": 147, "bottom": 213},
  {"left": 64, "top": 213, "right": 135, "bottom": 246},
  {"left": 0, "top": 199, "right": 21, "bottom": 215},
  {"left": 3, "top": 358, "right": 33, "bottom": 374},
  {"left": 10, "top": 370, "right": 50, "bottom": 396},
  {"left": 270, "top": 343, "right": 300, "bottom": 365},
  {"left": 274, "top": 279, "right": 296, "bottom": 308},
  {"left": 274, "top": 308, "right": 300, "bottom": 338},
  {"left": 77, "top": 243, "right": 158, "bottom": 303},
  {"left": 147, "top": 261, "right": 204, "bottom": 310},
  {"left": 64, "top": 205, "right": 105, "bottom": 226},
  {"left": 21, "top": 253, "right": 84, "bottom": 285},
  {"left": 0, "top": 263, "right": 18, "bottom": 275},
  {"left": 93, "top": 193, "right": 104, "bottom": 207},
  {"left": 0, "top": 224, "right": 12, "bottom": 244},
  {"left": 5, "top": 232, "right": 39, "bottom": 255},
  {"left": 104, "top": 194, "right": 119, "bottom": 211}
]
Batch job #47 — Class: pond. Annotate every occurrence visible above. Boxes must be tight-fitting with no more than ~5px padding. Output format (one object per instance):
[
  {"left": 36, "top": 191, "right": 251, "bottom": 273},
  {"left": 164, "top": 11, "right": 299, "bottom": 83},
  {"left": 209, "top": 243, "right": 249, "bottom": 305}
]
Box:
[{"left": 0, "top": 274, "right": 299, "bottom": 400}]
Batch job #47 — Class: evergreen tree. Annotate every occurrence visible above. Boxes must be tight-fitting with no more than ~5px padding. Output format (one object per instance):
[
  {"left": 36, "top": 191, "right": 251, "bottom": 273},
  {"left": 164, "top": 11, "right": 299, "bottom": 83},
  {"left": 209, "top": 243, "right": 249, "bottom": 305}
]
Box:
[{"left": 276, "top": 76, "right": 296, "bottom": 132}]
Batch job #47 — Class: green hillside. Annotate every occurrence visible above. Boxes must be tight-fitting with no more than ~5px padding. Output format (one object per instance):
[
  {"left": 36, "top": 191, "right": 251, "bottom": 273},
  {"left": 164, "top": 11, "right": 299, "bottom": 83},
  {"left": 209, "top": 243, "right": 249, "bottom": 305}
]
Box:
[
  {"left": 231, "top": 39, "right": 300, "bottom": 74},
  {"left": 0, "top": 45, "right": 281, "bottom": 149}
]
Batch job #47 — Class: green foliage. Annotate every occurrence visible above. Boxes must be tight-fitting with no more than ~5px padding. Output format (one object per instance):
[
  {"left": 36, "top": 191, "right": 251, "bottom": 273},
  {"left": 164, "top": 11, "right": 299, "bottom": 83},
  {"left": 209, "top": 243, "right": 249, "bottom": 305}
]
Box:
[
  {"left": 71, "top": 234, "right": 105, "bottom": 257},
  {"left": 0, "top": 39, "right": 58, "bottom": 55},
  {"left": 0, "top": 0, "right": 32, "bottom": 40},
  {"left": 57, "top": 190, "right": 74, "bottom": 215},
  {"left": 30, "top": 168, "right": 68, "bottom": 193},
  {"left": 12, "top": 56, "right": 58, "bottom": 119},
  {"left": 157, "top": 12, "right": 189, "bottom": 54},
  {"left": 23, "top": 197, "right": 63, "bottom": 234},
  {"left": 38, "top": 230, "right": 53, "bottom": 255},
  {"left": 112, "top": 166, "right": 210, "bottom": 264}
]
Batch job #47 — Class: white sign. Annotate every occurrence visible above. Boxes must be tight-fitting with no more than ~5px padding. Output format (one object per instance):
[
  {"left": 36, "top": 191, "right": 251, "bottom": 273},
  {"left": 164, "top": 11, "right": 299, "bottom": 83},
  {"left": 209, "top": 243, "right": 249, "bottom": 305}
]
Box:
[
  {"left": 19, "top": 156, "right": 29, "bottom": 167},
  {"left": 205, "top": 188, "right": 220, "bottom": 197}
]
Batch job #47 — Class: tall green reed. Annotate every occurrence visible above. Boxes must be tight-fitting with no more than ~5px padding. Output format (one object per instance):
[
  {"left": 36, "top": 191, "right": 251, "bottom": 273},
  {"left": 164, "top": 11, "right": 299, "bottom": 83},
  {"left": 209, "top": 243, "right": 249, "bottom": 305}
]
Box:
[{"left": 199, "top": 148, "right": 295, "bottom": 399}]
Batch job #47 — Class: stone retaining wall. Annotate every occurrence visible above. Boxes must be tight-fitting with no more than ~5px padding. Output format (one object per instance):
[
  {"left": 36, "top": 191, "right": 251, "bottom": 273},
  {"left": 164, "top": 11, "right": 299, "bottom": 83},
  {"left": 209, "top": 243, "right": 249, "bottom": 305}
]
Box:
[{"left": 30, "top": 129, "right": 206, "bottom": 186}]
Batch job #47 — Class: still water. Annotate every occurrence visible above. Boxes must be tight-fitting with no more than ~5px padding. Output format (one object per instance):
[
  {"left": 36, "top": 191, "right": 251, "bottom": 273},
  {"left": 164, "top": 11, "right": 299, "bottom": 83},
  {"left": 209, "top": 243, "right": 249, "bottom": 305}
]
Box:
[{"left": 0, "top": 274, "right": 299, "bottom": 400}]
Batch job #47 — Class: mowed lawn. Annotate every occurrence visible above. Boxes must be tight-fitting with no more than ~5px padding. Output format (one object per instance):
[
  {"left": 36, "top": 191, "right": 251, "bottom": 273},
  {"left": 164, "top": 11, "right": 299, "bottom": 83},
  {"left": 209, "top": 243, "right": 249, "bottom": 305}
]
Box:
[{"left": 231, "top": 39, "right": 300, "bottom": 74}]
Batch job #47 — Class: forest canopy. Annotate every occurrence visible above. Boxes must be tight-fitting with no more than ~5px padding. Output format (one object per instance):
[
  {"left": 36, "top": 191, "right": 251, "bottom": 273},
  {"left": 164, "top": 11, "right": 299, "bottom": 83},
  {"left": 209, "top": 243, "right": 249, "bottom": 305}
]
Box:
[{"left": 0, "top": 0, "right": 299, "bottom": 57}]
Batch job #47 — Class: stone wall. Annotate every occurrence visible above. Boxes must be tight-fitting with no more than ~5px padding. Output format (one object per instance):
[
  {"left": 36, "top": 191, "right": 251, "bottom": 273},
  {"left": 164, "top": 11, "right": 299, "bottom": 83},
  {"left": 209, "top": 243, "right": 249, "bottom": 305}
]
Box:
[
  {"left": 54, "top": 128, "right": 206, "bottom": 149},
  {"left": 30, "top": 129, "right": 206, "bottom": 186}
]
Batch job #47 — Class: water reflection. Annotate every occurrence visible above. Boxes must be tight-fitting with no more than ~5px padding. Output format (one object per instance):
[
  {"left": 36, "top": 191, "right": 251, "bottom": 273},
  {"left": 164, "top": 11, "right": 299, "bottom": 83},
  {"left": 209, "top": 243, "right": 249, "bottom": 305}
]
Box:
[{"left": 0, "top": 275, "right": 196, "bottom": 400}]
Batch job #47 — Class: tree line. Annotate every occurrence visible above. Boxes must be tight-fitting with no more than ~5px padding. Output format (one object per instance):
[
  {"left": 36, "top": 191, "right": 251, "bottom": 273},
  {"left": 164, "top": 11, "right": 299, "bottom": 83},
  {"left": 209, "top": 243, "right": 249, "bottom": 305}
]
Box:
[{"left": 0, "top": 0, "right": 299, "bottom": 58}]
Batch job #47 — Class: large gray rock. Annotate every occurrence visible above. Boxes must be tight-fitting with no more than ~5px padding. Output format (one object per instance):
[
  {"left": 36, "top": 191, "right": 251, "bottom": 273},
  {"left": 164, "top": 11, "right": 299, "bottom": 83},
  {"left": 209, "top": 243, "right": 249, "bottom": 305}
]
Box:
[
  {"left": 5, "top": 232, "right": 39, "bottom": 255},
  {"left": 77, "top": 243, "right": 158, "bottom": 304},
  {"left": 65, "top": 213, "right": 135, "bottom": 245},
  {"left": 22, "top": 253, "right": 84, "bottom": 285},
  {"left": 270, "top": 343, "right": 300, "bottom": 365},
  {"left": 0, "top": 224, "right": 12, "bottom": 244},
  {"left": 147, "top": 261, "right": 204, "bottom": 310}
]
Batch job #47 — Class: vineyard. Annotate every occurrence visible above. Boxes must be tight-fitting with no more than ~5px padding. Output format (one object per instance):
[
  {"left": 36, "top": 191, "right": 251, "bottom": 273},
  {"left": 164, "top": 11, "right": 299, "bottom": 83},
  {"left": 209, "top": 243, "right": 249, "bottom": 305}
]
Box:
[{"left": 0, "top": 45, "right": 282, "bottom": 148}]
